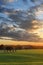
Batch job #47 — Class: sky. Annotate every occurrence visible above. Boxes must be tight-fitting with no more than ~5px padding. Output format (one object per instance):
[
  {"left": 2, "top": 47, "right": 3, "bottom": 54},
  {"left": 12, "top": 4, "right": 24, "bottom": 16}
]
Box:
[{"left": 0, "top": 0, "right": 43, "bottom": 45}]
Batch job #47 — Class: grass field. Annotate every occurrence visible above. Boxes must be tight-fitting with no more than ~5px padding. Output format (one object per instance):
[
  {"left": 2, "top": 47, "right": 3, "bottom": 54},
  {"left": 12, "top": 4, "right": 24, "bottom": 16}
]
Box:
[{"left": 0, "top": 49, "right": 43, "bottom": 65}]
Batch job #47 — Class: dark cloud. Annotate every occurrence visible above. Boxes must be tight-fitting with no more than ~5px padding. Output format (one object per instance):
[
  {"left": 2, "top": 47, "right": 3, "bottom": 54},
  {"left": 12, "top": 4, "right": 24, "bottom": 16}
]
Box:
[
  {"left": 0, "top": 6, "right": 14, "bottom": 13},
  {"left": 8, "top": 10, "right": 40, "bottom": 30},
  {"left": 0, "top": 23, "right": 41, "bottom": 42},
  {"left": 0, "top": 0, "right": 43, "bottom": 42},
  {"left": 0, "top": 7, "right": 41, "bottom": 42},
  {"left": 0, "top": 21, "right": 42, "bottom": 42}
]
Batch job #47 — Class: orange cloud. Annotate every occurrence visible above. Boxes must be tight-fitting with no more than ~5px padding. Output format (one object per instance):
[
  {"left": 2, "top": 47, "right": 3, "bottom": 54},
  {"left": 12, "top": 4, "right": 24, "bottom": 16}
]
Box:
[{"left": 0, "top": 39, "right": 43, "bottom": 46}]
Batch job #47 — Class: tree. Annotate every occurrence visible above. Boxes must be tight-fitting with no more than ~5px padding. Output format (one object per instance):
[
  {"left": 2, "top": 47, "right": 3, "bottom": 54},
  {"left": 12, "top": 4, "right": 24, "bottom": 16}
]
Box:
[{"left": 0, "top": 44, "right": 4, "bottom": 52}]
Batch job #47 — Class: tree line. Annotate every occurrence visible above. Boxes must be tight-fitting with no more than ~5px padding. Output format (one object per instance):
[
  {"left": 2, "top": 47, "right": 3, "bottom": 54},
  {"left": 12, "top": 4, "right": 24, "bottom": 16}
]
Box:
[{"left": 0, "top": 44, "right": 43, "bottom": 52}]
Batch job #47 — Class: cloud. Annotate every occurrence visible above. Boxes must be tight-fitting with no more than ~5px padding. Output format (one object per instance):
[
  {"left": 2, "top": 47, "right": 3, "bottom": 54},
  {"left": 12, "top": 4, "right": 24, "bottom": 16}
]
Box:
[
  {"left": 8, "top": 0, "right": 14, "bottom": 2},
  {"left": 0, "top": 21, "right": 42, "bottom": 42},
  {"left": 7, "top": 10, "right": 40, "bottom": 31},
  {"left": 31, "top": 0, "right": 43, "bottom": 5},
  {"left": 0, "top": 7, "right": 41, "bottom": 42},
  {"left": 0, "top": 0, "right": 14, "bottom": 4},
  {"left": 0, "top": 0, "right": 43, "bottom": 42}
]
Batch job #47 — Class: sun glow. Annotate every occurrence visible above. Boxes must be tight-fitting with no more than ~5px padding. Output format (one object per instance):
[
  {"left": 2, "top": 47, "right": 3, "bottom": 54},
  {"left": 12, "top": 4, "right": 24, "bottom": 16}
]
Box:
[
  {"left": 0, "top": 39, "right": 43, "bottom": 46},
  {"left": 33, "top": 28, "right": 43, "bottom": 38},
  {"left": 31, "top": 20, "right": 43, "bottom": 38}
]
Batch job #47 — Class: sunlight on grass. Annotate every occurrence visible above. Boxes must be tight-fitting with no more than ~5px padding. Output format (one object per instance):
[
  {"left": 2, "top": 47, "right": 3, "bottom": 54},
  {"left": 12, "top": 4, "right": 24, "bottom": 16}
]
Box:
[{"left": 0, "top": 50, "right": 43, "bottom": 65}]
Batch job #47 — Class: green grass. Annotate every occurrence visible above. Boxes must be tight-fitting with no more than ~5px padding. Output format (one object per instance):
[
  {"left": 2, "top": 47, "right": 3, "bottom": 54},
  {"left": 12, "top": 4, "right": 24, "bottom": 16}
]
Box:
[{"left": 0, "top": 49, "right": 43, "bottom": 65}]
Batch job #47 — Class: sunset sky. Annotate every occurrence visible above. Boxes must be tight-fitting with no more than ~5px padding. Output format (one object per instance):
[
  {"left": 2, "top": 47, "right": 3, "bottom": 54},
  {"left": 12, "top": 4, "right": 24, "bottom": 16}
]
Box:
[{"left": 0, "top": 0, "right": 43, "bottom": 45}]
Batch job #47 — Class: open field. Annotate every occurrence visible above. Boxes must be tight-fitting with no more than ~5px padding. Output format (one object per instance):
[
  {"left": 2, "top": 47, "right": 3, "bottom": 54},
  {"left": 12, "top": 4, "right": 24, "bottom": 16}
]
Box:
[{"left": 0, "top": 49, "right": 43, "bottom": 65}]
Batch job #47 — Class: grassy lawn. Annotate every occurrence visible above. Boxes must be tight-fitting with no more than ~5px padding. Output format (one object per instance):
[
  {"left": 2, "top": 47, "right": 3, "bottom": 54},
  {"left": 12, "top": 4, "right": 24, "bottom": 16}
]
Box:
[{"left": 0, "top": 49, "right": 43, "bottom": 65}]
